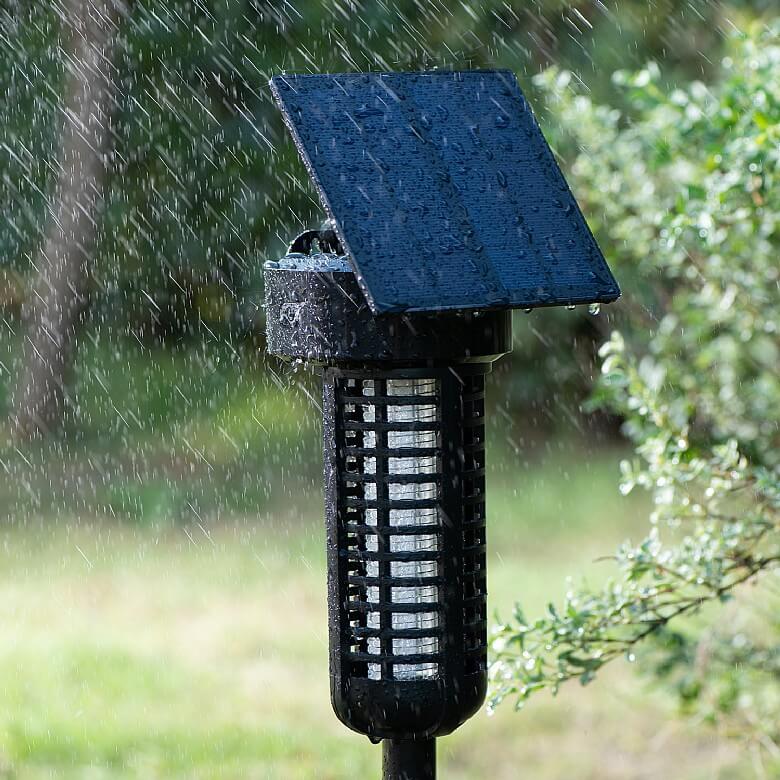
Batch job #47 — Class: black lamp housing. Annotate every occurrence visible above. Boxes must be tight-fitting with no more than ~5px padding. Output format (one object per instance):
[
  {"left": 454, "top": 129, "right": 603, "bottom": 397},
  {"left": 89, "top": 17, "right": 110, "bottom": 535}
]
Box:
[
  {"left": 267, "top": 245, "right": 510, "bottom": 745},
  {"left": 265, "top": 70, "right": 619, "bottom": 780}
]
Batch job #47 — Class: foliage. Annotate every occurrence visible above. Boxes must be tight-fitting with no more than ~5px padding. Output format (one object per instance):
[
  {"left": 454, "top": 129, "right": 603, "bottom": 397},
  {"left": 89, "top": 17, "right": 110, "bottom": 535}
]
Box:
[{"left": 489, "top": 22, "right": 780, "bottom": 764}]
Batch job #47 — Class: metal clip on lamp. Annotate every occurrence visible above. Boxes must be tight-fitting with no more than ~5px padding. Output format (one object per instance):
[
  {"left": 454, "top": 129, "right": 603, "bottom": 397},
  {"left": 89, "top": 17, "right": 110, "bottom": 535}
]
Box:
[{"left": 264, "top": 71, "right": 619, "bottom": 780}]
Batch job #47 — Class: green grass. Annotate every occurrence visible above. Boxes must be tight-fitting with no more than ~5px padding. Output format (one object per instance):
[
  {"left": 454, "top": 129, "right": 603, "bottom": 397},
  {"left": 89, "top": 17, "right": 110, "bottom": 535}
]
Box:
[{"left": 0, "top": 449, "right": 753, "bottom": 779}]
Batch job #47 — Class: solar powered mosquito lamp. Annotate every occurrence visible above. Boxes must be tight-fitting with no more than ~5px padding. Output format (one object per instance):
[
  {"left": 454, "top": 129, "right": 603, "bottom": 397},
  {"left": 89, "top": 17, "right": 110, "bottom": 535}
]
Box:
[{"left": 264, "top": 71, "right": 619, "bottom": 780}]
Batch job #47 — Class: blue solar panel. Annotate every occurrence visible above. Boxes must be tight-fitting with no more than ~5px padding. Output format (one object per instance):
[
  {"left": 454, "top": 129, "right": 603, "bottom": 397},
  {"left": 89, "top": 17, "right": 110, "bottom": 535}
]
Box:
[{"left": 270, "top": 70, "right": 619, "bottom": 314}]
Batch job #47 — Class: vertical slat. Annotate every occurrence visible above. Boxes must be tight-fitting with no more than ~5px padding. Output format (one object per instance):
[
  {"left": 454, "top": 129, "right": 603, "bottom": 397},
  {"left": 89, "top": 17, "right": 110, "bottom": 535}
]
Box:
[
  {"left": 460, "top": 372, "right": 487, "bottom": 674},
  {"left": 375, "top": 377, "right": 393, "bottom": 680},
  {"left": 437, "top": 368, "right": 465, "bottom": 688},
  {"left": 324, "top": 370, "right": 351, "bottom": 687}
]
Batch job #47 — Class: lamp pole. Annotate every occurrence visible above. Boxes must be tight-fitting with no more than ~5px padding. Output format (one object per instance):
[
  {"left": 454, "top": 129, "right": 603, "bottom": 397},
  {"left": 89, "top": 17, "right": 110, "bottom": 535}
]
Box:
[{"left": 383, "top": 739, "right": 436, "bottom": 780}]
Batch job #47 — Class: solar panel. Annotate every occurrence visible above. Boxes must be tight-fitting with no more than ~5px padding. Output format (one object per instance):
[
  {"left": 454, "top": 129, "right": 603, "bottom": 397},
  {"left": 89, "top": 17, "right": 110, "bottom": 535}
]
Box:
[{"left": 270, "top": 70, "right": 619, "bottom": 314}]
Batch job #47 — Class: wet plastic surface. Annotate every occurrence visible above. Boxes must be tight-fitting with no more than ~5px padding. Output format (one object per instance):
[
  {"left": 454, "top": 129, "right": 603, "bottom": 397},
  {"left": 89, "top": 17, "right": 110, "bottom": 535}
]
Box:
[{"left": 270, "top": 70, "right": 620, "bottom": 314}]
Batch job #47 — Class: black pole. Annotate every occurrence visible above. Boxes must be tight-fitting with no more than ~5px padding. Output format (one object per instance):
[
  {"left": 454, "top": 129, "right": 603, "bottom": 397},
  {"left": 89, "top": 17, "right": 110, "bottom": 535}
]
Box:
[{"left": 382, "top": 739, "right": 436, "bottom": 780}]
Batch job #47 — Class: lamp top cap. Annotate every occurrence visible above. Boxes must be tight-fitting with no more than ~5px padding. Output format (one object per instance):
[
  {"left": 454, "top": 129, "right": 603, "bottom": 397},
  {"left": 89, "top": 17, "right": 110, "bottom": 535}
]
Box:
[{"left": 270, "top": 69, "right": 619, "bottom": 315}]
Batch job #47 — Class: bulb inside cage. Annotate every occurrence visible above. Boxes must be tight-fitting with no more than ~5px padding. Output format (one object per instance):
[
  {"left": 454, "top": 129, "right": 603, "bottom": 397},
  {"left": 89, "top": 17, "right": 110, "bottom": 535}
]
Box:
[{"left": 362, "top": 378, "right": 440, "bottom": 681}]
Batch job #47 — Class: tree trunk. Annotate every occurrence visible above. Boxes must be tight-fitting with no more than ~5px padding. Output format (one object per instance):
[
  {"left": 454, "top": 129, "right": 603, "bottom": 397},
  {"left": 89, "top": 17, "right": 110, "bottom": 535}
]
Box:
[{"left": 12, "top": 0, "right": 129, "bottom": 438}]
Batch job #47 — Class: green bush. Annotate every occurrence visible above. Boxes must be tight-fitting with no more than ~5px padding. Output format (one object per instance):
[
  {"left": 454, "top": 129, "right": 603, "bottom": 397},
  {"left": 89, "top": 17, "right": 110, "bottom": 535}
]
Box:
[{"left": 490, "top": 22, "right": 780, "bottom": 765}]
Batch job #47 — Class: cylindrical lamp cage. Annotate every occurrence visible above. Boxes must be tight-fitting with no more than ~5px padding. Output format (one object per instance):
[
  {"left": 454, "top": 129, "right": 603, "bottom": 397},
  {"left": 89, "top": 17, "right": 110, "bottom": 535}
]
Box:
[{"left": 324, "top": 365, "right": 488, "bottom": 740}]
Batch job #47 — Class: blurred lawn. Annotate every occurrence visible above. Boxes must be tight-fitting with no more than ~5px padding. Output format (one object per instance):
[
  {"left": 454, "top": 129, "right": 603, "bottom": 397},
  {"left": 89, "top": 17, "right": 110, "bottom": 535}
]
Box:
[{"left": 0, "top": 448, "right": 750, "bottom": 779}]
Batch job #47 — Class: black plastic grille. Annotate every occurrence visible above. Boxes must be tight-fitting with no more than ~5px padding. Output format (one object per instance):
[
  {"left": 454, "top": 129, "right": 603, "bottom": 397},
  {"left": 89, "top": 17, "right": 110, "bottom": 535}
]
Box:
[
  {"left": 331, "top": 369, "right": 487, "bottom": 683},
  {"left": 460, "top": 372, "right": 488, "bottom": 675}
]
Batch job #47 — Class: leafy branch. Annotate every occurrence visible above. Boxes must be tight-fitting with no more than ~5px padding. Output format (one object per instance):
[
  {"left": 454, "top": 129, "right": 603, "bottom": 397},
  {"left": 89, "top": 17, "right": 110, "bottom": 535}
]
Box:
[
  {"left": 489, "top": 25, "right": 780, "bottom": 760},
  {"left": 489, "top": 515, "right": 779, "bottom": 711}
]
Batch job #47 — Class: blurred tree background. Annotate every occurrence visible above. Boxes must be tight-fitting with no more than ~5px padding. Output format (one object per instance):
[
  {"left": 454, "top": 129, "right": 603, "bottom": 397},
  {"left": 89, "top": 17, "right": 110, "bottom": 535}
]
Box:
[{"left": 0, "top": 0, "right": 776, "bottom": 510}]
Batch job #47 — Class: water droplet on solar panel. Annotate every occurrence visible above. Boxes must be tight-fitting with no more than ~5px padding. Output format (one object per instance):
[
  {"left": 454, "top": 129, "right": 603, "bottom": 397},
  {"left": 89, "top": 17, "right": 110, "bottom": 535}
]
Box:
[
  {"left": 355, "top": 104, "right": 383, "bottom": 119},
  {"left": 495, "top": 113, "right": 509, "bottom": 128}
]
